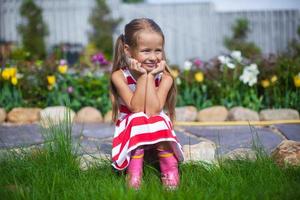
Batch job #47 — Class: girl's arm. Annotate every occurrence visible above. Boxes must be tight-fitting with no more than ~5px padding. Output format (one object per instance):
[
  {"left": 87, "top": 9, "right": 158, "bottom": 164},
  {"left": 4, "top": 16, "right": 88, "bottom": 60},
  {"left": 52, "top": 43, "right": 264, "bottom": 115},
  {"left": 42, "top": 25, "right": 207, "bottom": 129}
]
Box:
[
  {"left": 145, "top": 61, "right": 173, "bottom": 116},
  {"left": 111, "top": 62, "right": 147, "bottom": 113}
]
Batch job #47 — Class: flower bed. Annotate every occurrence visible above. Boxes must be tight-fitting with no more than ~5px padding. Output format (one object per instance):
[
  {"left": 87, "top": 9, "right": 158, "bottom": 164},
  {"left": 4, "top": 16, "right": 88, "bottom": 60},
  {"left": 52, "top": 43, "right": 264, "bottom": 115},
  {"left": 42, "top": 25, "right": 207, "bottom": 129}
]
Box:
[{"left": 0, "top": 51, "right": 299, "bottom": 122}]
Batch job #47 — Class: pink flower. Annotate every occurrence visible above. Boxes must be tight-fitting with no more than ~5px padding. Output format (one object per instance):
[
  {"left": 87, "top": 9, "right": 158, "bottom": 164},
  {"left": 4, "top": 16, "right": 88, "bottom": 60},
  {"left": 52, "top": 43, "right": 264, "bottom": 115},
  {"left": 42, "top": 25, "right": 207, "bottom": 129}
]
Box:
[
  {"left": 67, "top": 86, "right": 73, "bottom": 94},
  {"left": 60, "top": 59, "right": 67, "bottom": 65},
  {"left": 91, "top": 52, "right": 109, "bottom": 66},
  {"left": 194, "top": 58, "right": 202, "bottom": 68}
]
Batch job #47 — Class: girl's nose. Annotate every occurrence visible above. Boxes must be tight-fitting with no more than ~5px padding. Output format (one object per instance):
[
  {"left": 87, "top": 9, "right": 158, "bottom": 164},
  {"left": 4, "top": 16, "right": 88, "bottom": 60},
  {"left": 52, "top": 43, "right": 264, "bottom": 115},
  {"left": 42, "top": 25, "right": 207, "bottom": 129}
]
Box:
[{"left": 148, "top": 52, "right": 157, "bottom": 61}]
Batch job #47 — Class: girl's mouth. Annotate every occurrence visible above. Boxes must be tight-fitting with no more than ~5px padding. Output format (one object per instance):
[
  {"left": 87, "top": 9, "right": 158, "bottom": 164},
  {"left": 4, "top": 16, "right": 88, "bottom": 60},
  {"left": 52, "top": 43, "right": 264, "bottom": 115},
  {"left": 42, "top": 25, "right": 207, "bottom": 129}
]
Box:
[{"left": 144, "top": 63, "right": 156, "bottom": 68}]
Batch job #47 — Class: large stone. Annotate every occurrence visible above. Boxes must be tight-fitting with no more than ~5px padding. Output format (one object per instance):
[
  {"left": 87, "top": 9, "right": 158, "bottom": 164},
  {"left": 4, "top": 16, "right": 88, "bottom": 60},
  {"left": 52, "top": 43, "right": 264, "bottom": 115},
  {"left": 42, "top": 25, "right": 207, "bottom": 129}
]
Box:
[
  {"left": 75, "top": 106, "right": 103, "bottom": 123},
  {"left": 197, "top": 106, "right": 228, "bottom": 122},
  {"left": 175, "top": 106, "right": 197, "bottom": 122},
  {"left": 271, "top": 140, "right": 300, "bottom": 167},
  {"left": 40, "top": 106, "right": 76, "bottom": 128},
  {"left": 228, "top": 107, "right": 259, "bottom": 121},
  {"left": 183, "top": 140, "right": 216, "bottom": 163},
  {"left": 225, "top": 148, "right": 257, "bottom": 160},
  {"left": 78, "top": 153, "right": 110, "bottom": 170},
  {"left": 104, "top": 110, "right": 113, "bottom": 123},
  {"left": 0, "top": 108, "right": 6, "bottom": 123},
  {"left": 7, "top": 107, "right": 42, "bottom": 124},
  {"left": 260, "top": 109, "right": 299, "bottom": 121}
]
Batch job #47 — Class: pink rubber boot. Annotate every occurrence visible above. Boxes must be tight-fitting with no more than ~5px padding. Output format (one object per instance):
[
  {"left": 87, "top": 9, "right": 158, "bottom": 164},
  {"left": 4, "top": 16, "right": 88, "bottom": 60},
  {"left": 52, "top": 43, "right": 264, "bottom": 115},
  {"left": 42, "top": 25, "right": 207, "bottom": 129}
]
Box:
[
  {"left": 157, "top": 149, "right": 180, "bottom": 189},
  {"left": 126, "top": 148, "right": 144, "bottom": 189}
]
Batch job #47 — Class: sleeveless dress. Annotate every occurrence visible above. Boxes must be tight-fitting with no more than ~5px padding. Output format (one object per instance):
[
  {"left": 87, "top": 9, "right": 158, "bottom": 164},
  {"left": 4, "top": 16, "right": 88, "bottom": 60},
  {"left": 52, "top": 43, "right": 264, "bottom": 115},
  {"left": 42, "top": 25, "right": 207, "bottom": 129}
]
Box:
[{"left": 111, "top": 67, "right": 184, "bottom": 170}]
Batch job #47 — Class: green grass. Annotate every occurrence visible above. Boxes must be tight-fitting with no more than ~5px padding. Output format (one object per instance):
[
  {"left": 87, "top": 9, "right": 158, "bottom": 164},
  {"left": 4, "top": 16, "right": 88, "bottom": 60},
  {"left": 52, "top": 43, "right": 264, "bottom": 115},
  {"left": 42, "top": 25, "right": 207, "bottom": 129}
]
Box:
[{"left": 1, "top": 115, "right": 300, "bottom": 199}]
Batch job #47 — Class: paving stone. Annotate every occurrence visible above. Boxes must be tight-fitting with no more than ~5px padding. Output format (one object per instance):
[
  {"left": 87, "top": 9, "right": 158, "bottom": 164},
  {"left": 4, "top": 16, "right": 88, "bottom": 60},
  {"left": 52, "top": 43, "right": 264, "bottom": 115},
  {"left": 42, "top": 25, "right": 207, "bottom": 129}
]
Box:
[
  {"left": 0, "top": 124, "right": 43, "bottom": 148},
  {"left": 174, "top": 129, "right": 200, "bottom": 145},
  {"left": 78, "top": 138, "right": 112, "bottom": 155},
  {"left": 273, "top": 124, "right": 300, "bottom": 141},
  {"left": 76, "top": 123, "right": 114, "bottom": 139},
  {"left": 183, "top": 126, "right": 283, "bottom": 155}
]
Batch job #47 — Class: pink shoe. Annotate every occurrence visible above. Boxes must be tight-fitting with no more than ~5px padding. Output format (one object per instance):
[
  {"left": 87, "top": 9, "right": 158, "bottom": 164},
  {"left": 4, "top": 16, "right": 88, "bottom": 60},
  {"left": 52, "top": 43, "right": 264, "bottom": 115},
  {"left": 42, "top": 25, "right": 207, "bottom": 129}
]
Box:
[
  {"left": 126, "top": 148, "right": 144, "bottom": 189},
  {"left": 158, "top": 149, "right": 180, "bottom": 189}
]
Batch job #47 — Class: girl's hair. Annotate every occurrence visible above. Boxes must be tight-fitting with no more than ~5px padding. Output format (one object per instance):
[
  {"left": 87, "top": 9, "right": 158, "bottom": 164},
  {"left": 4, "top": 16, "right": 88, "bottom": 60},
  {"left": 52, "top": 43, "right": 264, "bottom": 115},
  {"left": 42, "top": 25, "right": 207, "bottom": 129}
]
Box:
[{"left": 110, "top": 18, "right": 177, "bottom": 122}]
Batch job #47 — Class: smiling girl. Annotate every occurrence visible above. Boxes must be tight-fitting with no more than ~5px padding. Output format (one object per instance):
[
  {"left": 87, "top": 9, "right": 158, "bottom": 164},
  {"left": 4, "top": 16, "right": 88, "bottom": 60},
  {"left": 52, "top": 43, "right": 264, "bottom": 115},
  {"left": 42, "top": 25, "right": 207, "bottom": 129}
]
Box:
[{"left": 110, "top": 18, "right": 183, "bottom": 190}]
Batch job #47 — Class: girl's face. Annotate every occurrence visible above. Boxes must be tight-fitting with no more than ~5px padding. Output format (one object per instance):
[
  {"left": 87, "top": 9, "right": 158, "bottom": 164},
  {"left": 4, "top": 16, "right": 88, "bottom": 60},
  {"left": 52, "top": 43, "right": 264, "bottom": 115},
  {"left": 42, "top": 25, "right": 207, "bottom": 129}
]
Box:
[{"left": 126, "top": 31, "right": 164, "bottom": 72}]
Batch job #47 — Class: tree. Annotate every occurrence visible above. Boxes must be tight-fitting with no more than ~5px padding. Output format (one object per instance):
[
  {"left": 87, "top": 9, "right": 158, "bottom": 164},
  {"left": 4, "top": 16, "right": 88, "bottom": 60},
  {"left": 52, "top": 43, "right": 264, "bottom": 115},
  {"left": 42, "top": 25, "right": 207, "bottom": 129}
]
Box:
[
  {"left": 17, "top": 0, "right": 49, "bottom": 60},
  {"left": 88, "top": 0, "right": 121, "bottom": 60},
  {"left": 224, "top": 18, "right": 261, "bottom": 59}
]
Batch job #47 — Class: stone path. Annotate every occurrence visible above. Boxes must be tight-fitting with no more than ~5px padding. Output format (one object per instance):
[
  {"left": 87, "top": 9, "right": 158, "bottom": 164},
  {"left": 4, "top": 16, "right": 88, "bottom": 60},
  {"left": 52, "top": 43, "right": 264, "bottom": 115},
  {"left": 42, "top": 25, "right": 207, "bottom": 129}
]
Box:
[{"left": 0, "top": 122, "right": 299, "bottom": 162}]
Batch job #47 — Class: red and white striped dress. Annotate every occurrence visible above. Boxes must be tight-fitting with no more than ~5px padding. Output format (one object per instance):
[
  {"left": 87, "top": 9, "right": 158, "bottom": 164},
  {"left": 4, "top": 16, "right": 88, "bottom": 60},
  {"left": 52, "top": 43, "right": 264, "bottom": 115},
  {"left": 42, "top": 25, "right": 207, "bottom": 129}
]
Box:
[{"left": 111, "top": 67, "right": 184, "bottom": 170}]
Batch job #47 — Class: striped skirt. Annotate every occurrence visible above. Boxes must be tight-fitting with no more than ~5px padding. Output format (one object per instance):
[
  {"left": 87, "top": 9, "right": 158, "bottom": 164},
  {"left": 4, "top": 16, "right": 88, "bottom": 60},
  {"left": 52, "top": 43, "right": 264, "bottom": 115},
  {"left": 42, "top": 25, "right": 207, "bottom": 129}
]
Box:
[{"left": 112, "top": 112, "right": 184, "bottom": 170}]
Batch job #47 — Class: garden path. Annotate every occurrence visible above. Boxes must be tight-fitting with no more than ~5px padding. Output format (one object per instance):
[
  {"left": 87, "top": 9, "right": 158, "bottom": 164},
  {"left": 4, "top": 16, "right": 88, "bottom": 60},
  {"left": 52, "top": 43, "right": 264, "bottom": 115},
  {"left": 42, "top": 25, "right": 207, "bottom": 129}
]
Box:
[{"left": 0, "top": 122, "right": 299, "bottom": 158}]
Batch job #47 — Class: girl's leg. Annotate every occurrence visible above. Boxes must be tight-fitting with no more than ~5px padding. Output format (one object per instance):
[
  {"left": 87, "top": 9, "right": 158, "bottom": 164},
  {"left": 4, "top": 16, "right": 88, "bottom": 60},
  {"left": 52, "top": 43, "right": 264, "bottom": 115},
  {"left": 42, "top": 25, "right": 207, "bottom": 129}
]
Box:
[
  {"left": 157, "top": 142, "right": 179, "bottom": 189},
  {"left": 126, "top": 147, "right": 144, "bottom": 189}
]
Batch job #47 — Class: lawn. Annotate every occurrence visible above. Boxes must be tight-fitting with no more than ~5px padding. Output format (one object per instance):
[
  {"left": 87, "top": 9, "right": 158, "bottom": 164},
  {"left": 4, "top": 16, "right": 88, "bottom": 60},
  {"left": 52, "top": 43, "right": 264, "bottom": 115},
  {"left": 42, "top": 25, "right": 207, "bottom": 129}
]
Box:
[{"left": 1, "top": 119, "right": 300, "bottom": 199}]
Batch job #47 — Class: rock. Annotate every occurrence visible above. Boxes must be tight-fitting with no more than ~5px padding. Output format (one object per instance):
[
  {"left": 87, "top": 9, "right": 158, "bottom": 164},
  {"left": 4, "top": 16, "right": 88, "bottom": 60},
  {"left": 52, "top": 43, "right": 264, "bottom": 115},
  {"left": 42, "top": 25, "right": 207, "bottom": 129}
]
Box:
[
  {"left": 104, "top": 110, "right": 113, "bottom": 123},
  {"left": 78, "top": 153, "right": 110, "bottom": 170},
  {"left": 75, "top": 107, "right": 103, "bottom": 123},
  {"left": 197, "top": 106, "right": 228, "bottom": 122},
  {"left": 228, "top": 107, "right": 259, "bottom": 121},
  {"left": 175, "top": 106, "right": 197, "bottom": 122},
  {"left": 40, "top": 106, "right": 76, "bottom": 128},
  {"left": 260, "top": 109, "right": 299, "bottom": 121},
  {"left": 0, "top": 108, "right": 6, "bottom": 123},
  {"left": 183, "top": 140, "right": 216, "bottom": 163},
  {"left": 271, "top": 140, "right": 300, "bottom": 167},
  {"left": 7, "top": 107, "right": 42, "bottom": 124},
  {"left": 225, "top": 148, "right": 257, "bottom": 160}
]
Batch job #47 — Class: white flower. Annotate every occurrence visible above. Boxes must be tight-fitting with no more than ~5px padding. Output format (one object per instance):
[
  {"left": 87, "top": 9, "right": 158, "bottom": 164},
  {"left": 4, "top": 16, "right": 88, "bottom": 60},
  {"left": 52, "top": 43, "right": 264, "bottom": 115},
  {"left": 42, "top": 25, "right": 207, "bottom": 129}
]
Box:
[
  {"left": 226, "top": 62, "right": 236, "bottom": 69},
  {"left": 239, "top": 63, "right": 260, "bottom": 86},
  {"left": 230, "top": 50, "right": 242, "bottom": 62},
  {"left": 16, "top": 73, "right": 23, "bottom": 79},
  {"left": 218, "top": 55, "right": 235, "bottom": 69},
  {"left": 176, "top": 77, "right": 181, "bottom": 85},
  {"left": 218, "top": 55, "right": 231, "bottom": 64},
  {"left": 183, "top": 60, "right": 192, "bottom": 71}
]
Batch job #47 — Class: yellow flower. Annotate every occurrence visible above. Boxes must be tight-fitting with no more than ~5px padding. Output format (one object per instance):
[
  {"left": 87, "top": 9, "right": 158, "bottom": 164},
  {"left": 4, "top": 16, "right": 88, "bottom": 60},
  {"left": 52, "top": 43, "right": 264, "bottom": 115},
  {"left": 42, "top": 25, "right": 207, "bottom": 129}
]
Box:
[
  {"left": 10, "top": 67, "right": 17, "bottom": 77},
  {"left": 170, "top": 69, "right": 179, "bottom": 78},
  {"left": 261, "top": 79, "right": 270, "bottom": 88},
  {"left": 58, "top": 64, "right": 68, "bottom": 74},
  {"left": 1, "top": 67, "right": 17, "bottom": 80},
  {"left": 294, "top": 74, "right": 300, "bottom": 88},
  {"left": 270, "top": 75, "right": 278, "bottom": 83},
  {"left": 194, "top": 72, "right": 204, "bottom": 82},
  {"left": 47, "top": 75, "right": 56, "bottom": 85},
  {"left": 11, "top": 77, "right": 18, "bottom": 85},
  {"left": 1, "top": 69, "right": 10, "bottom": 80}
]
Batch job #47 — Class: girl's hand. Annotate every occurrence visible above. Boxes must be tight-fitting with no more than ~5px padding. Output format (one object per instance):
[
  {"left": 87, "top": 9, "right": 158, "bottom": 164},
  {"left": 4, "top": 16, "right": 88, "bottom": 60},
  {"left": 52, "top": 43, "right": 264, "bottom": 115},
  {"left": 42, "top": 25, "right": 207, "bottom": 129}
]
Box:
[
  {"left": 129, "top": 58, "right": 147, "bottom": 74},
  {"left": 150, "top": 60, "right": 166, "bottom": 76}
]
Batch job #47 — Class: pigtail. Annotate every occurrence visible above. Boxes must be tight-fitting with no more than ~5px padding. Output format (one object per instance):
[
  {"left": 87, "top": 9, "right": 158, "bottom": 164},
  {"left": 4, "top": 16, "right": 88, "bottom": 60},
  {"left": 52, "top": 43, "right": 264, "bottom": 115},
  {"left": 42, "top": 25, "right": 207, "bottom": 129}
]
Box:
[
  {"left": 164, "top": 64, "right": 177, "bottom": 122},
  {"left": 110, "top": 34, "right": 127, "bottom": 122}
]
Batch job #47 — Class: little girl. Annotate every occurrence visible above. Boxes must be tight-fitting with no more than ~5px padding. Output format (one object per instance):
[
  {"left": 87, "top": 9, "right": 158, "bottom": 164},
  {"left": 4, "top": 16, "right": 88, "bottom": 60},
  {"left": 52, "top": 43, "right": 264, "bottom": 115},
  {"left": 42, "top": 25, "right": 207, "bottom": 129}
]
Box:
[{"left": 110, "top": 18, "right": 184, "bottom": 190}]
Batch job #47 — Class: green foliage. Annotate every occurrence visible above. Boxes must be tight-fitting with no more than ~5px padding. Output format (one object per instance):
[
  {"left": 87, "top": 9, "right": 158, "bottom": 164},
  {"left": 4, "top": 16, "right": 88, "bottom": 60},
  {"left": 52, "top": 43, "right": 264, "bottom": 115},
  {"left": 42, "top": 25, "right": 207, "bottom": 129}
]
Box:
[
  {"left": 17, "top": 0, "right": 48, "bottom": 60},
  {"left": 0, "top": 83, "right": 23, "bottom": 111},
  {"left": 288, "top": 25, "right": 300, "bottom": 58},
  {"left": 1, "top": 134, "right": 300, "bottom": 199},
  {"left": 88, "top": 0, "right": 121, "bottom": 60},
  {"left": 224, "top": 18, "right": 261, "bottom": 59}
]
